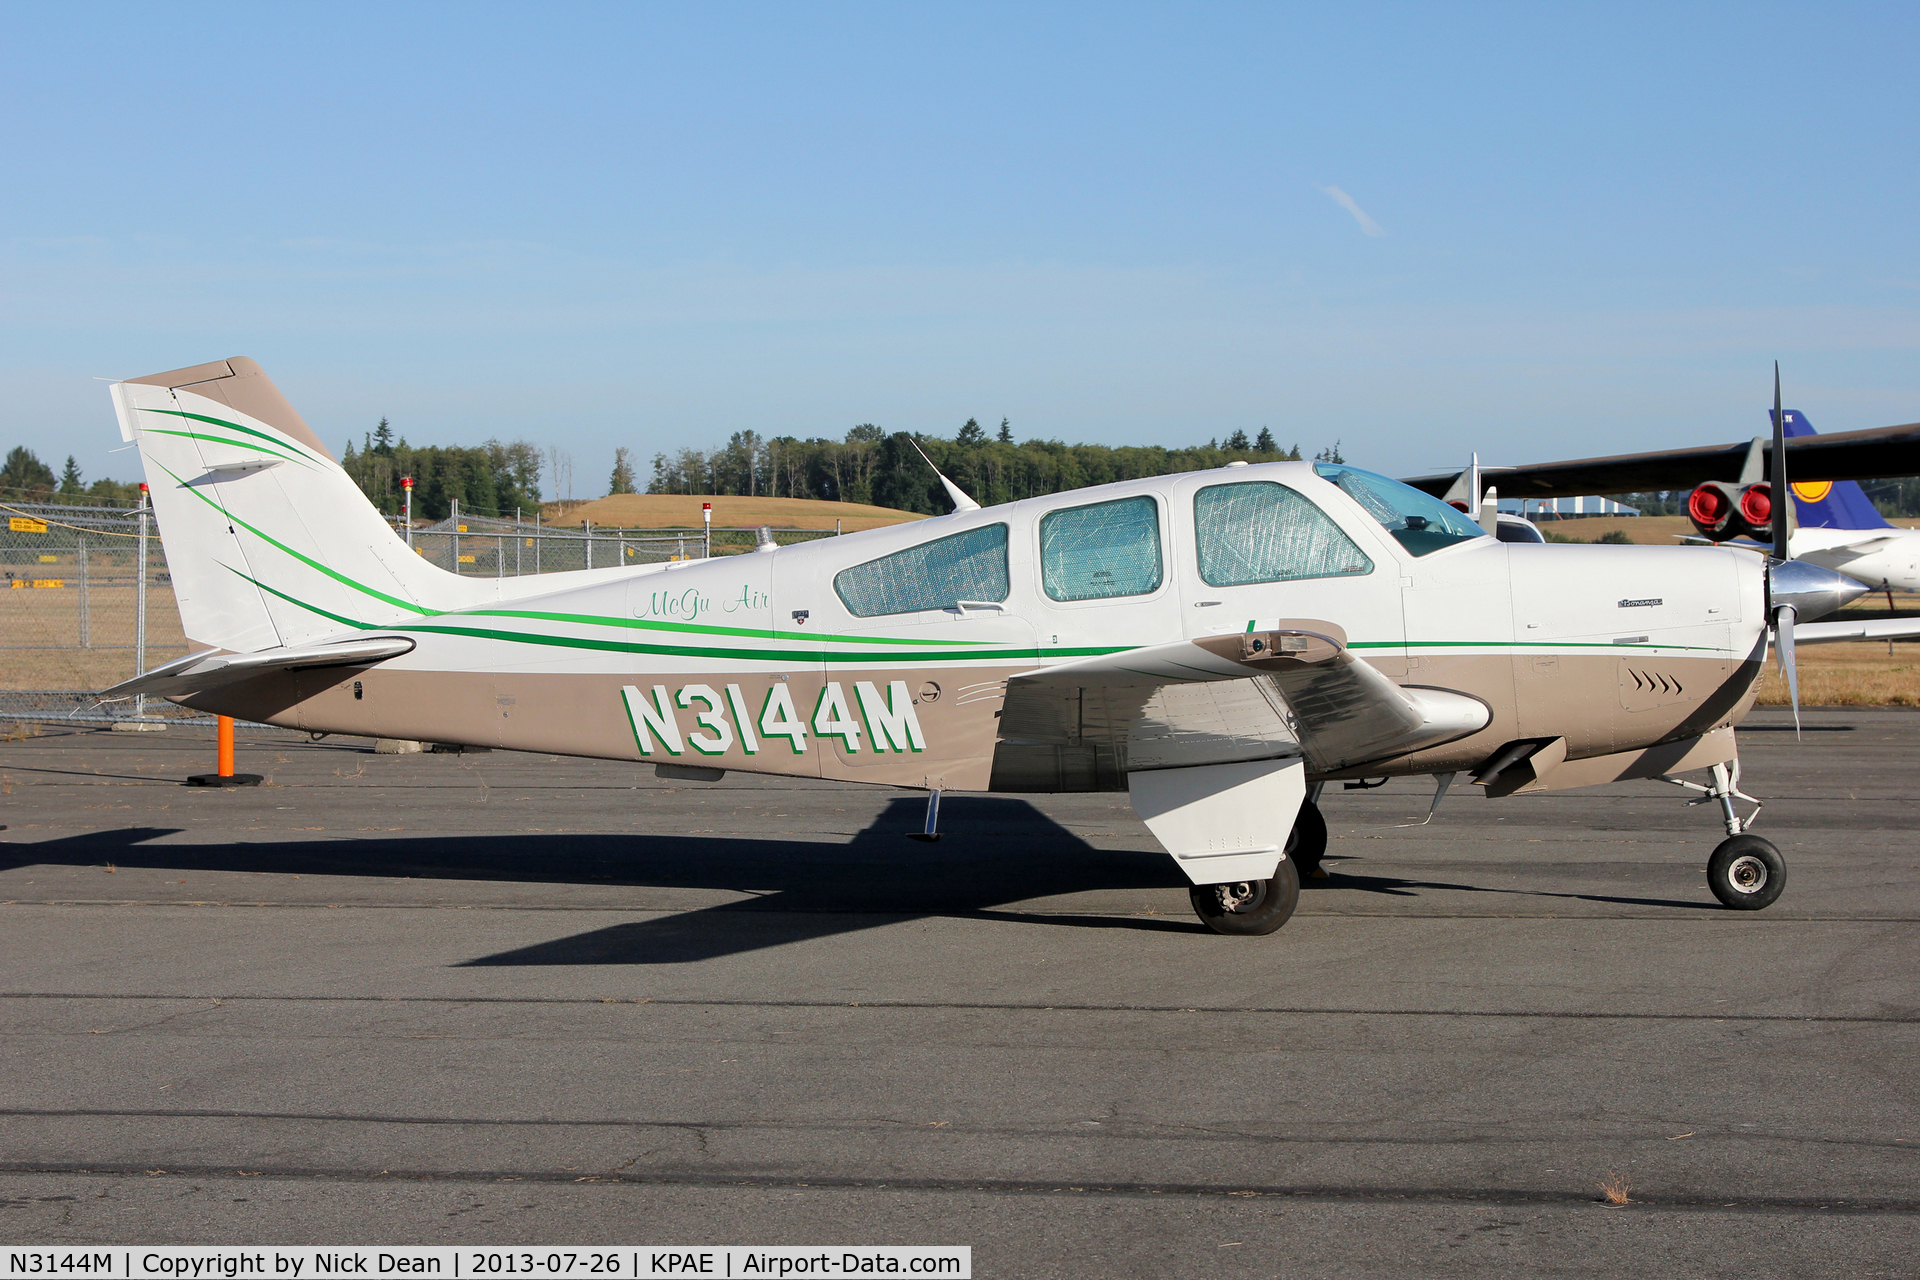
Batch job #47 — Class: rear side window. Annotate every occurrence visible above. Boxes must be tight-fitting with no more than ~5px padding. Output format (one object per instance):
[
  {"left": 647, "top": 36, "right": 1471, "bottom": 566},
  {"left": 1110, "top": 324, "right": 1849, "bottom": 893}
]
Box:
[
  {"left": 1193, "top": 482, "right": 1374, "bottom": 586},
  {"left": 1040, "top": 495, "right": 1163, "bottom": 601},
  {"left": 834, "top": 523, "right": 1010, "bottom": 617}
]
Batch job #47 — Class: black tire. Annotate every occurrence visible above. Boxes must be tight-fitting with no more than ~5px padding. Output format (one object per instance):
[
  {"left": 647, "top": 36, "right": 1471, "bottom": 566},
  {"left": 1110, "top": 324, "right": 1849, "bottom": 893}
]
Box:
[
  {"left": 1189, "top": 858, "right": 1301, "bottom": 936},
  {"left": 1707, "top": 835, "right": 1786, "bottom": 910},
  {"left": 1290, "top": 801, "right": 1329, "bottom": 880}
]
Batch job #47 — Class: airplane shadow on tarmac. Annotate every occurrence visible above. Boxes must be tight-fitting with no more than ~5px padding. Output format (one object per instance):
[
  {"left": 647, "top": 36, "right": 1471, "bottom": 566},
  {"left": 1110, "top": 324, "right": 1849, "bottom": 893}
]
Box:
[
  {"left": 6, "top": 795, "right": 1712, "bottom": 965},
  {"left": 4, "top": 797, "right": 1211, "bottom": 963}
]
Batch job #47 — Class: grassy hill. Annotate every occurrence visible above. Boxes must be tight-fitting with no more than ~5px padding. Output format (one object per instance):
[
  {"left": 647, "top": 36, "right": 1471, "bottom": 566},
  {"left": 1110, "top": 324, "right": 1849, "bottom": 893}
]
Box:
[{"left": 544, "top": 494, "right": 926, "bottom": 531}]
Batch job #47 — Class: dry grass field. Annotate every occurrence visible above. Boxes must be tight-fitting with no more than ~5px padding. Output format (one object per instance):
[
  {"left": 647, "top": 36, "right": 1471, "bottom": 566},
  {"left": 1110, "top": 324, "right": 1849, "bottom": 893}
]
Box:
[
  {"left": 545, "top": 494, "right": 927, "bottom": 531},
  {"left": 1753, "top": 590, "right": 1920, "bottom": 706},
  {"left": 0, "top": 581, "right": 191, "bottom": 691}
]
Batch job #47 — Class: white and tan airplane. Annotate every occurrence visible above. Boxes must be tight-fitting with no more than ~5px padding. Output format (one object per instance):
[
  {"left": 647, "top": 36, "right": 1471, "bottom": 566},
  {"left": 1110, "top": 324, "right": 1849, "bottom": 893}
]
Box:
[{"left": 104, "top": 358, "right": 1883, "bottom": 934}]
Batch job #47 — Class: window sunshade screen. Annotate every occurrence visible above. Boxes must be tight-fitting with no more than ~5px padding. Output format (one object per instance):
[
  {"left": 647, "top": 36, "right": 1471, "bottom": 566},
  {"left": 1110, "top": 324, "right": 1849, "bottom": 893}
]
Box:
[
  {"left": 834, "top": 523, "right": 1011, "bottom": 617},
  {"left": 1194, "top": 482, "right": 1373, "bottom": 586},
  {"left": 1040, "top": 495, "right": 1163, "bottom": 601}
]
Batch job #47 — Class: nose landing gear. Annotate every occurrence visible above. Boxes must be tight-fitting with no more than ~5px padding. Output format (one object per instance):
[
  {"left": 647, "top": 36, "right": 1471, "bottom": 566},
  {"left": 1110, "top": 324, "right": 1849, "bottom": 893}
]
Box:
[{"left": 1662, "top": 759, "right": 1787, "bottom": 911}]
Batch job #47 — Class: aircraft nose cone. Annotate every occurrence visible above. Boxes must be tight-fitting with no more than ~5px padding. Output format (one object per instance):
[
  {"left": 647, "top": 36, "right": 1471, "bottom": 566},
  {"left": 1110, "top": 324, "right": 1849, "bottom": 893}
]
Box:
[{"left": 1769, "top": 558, "right": 1868, "bottom": 621}]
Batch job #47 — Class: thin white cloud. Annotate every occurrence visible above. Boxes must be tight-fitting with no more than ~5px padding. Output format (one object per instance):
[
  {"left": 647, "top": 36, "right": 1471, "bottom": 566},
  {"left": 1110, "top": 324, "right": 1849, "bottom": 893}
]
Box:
[{"left": 1317, "top": 185, "right": 1385, "bottom": 237}]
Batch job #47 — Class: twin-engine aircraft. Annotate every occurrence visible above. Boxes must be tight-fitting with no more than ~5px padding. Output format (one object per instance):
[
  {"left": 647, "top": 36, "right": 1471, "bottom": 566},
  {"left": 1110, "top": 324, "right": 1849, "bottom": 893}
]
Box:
[{"left": 106, "top": 358, "right": 1879, "bottom": 935}]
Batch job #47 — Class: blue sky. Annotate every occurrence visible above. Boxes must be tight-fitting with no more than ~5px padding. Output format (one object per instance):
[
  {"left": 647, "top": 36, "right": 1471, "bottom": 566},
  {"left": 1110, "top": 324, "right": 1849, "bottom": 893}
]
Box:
[{"left": 4, "top": 2, "right": 1917, "bottom": 495}]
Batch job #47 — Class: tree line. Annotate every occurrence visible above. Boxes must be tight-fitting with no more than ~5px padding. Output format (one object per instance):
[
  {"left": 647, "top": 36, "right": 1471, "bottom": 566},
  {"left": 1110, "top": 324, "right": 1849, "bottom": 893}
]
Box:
[
  {"left": 645, "top": 420, "right": 1328, "bottom": 514},
  {"left": 1, "top": 447, "right": 142, "bottom": 506},
  {"left": 340, "top": 419, "right": 545, "bottom": 520}
]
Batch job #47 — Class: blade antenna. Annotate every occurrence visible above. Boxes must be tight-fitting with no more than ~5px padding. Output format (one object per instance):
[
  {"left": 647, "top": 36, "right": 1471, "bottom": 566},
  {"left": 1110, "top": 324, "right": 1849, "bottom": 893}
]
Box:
[{"left": 906, "top": 436, "right": 981, "bottom": 513}]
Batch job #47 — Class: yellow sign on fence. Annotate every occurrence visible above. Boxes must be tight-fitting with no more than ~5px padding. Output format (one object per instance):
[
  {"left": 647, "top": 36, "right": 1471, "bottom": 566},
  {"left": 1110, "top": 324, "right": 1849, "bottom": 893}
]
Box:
[
  {"left": 458, "top": 555, "right": 476, "bottom": 563},
  {"left": 9, "top": 517, "right": 48, "bottom": 533},
  {"left": 10, "top": 579, "right": 64, "bottom": 589}
]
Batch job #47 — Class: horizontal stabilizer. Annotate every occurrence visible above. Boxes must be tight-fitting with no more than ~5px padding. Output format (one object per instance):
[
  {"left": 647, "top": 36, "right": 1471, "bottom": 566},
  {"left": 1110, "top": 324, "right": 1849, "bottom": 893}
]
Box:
[{"left": 98, "top": 636, "right": 416, "bottom": 701}]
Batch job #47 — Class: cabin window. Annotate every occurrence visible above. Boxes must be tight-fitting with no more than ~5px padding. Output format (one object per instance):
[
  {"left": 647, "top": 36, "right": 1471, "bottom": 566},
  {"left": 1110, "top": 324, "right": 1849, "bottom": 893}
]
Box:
[
  {"left": 1193, "top": 482, "right": 1374, "bottom": 586},
  {"left": 833, "top": 523, "right": 1011, "bottom": 617},
  {"left": 1314, "top": 463, "right": 1486, "bottom": 556},
  {"left": 1040, "top": 495, "right": 1163, "bottom": 601}
]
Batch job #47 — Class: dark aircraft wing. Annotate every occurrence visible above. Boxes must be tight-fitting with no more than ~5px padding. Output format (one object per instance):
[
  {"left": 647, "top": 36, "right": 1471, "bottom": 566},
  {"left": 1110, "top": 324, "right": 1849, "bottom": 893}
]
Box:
[{"left": 1400, "top": 421, "right": 1920, "bottom": 500}]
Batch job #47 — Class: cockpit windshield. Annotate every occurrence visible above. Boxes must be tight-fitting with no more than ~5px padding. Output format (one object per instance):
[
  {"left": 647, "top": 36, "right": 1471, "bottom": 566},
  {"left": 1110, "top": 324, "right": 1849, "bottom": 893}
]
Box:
[{"left": 1313, "top": 464, "right": 1487, "bottom": 556}]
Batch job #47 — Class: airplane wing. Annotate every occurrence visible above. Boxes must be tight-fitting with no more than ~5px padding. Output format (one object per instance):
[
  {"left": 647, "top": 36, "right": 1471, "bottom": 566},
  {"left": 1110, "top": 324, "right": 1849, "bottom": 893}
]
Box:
[
  {"left": 96, "top": 636, "right": 417, "bottom": 701},
  {"left": 1789, "top": 617, "right": 1920, "bottom": 645},
  {"left": 1399, "top": 421, "right": 1920, "bottom": 500},
  {"left": 1003, "top": 626, "right": 1489, "bottom": 775},
  {"left": 1820, "top": 533, "right": 1910, "bottom": 554}
]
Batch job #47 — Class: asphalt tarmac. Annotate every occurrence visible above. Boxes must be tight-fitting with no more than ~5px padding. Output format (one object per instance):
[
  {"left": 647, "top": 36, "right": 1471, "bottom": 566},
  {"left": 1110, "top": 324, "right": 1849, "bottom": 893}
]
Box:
[{"left": 0, "top": 708, "right": 1914, "bottom": 1277}]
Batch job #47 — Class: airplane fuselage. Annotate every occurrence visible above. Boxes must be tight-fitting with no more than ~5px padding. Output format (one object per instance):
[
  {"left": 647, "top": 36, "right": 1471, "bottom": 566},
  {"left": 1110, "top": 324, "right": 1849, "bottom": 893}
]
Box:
[{"left": 187, "top": 462, "right": 1769, "bottom": 792}]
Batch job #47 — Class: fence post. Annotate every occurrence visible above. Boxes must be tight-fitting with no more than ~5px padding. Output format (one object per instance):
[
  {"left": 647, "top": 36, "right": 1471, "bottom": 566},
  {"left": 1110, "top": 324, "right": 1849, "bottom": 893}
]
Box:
[
  {"left": 452, "top": 498, "right": 461, "bottom": 574},
  {"left": 515, "top": 508, "right": 522, "bottom": 576},
  {"left": 534, "top": 509, "right": 541, "bottom": 574},
  {"left": 79, "top": 538, "right": 89, "bottom": 648},
  {"left": 585, "top": 519, "right": 593, "bottom": 570},
  {"left": 135, "top": 486, "right": 150, "bottom": 719}
]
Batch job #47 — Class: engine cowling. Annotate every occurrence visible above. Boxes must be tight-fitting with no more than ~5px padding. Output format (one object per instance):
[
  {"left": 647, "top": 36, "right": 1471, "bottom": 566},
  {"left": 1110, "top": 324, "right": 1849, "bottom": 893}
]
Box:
[{"left": 1687, "top": 480, "right": 1771, "bottom": 542}]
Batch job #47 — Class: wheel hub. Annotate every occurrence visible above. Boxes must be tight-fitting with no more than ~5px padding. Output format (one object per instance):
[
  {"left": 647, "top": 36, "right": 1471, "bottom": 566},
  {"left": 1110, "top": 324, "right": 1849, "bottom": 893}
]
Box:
[
  {"left": 1214, "top": 880, "right": 1266, "bottom": 913},
  {"left": 1725, "top": 854, "right": 1769, "bottom": 894}
]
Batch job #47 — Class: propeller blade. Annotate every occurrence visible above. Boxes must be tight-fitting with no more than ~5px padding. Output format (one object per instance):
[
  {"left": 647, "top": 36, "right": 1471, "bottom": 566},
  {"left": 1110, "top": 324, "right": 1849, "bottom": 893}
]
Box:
[
  {"left": 1775, "top": 603, "right": 1801, "bottom": 738},
  {"left": 1771, "top": 362, "right": 1790, "bottom": 561}
]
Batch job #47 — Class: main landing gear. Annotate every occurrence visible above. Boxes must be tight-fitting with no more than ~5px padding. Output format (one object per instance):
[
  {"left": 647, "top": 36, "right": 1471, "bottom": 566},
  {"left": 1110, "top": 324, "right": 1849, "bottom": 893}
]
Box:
[
  {"left": 1662, "top": 760, "right": 1787, "bottom": 911},
  {"left": 1188, "top": 797, "right": 1325, "bottom": 935}
]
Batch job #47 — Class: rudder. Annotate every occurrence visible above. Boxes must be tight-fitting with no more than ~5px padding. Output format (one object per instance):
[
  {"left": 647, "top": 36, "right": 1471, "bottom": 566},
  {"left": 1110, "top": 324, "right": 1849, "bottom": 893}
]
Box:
[{"left": 110, "top": 358, "right": 486, "bottom": 653}]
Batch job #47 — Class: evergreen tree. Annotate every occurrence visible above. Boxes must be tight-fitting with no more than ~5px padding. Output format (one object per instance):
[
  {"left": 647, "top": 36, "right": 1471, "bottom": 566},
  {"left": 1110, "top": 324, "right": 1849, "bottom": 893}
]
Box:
[
  {"left": 1, "top": 446, "right": 56, "bottom": 496},
  {"left": 59, "top": 455, "right": 84, "bottom": 495},
  {"left": 1224, "top": 429, "right": 1251, "bottom": 451},
  {"left": 1254, "top": 427, "right": 1276, "bottom": 454},
  {"left": 608, "top": 446, "right": 638, "bottom": 495},
  {"left": 955, "top": 418, "right": 987, "bottom": 447},
  {"left": 1314, "top": 440, "right": 1345, "bottom": 464},
  {"left": 998, "top": 418, "right": 1012, "bottom": 444},
  {"left": 372, "top": 417, "right": 396, "bottom": 457}
]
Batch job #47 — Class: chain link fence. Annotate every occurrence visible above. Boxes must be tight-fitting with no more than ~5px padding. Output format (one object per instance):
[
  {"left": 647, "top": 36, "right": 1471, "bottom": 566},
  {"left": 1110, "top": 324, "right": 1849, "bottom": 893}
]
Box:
[
  {"left": 1, "top": 500, "right": 189, "bottom": 727},
  {"left": 405, "top": 505, "right": 840, "bottom": 575},
  {"left": 1, "top": 499, "right": 846, "bottom": 727}
]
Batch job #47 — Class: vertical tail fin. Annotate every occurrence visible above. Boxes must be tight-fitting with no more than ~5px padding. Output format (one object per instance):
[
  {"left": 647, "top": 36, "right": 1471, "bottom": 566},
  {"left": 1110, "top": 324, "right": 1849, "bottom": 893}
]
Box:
[
  {"left": 1779, "top": 411, "right": 1893, "bottom": 530},
  {"left": 110, "top": 358, "right": 488, "bottom": 652}
]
